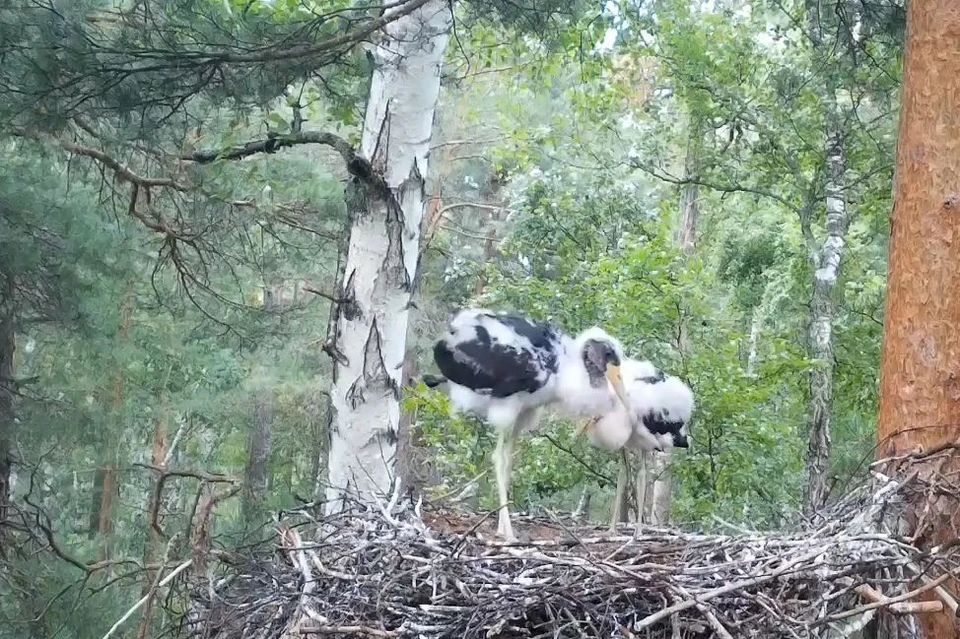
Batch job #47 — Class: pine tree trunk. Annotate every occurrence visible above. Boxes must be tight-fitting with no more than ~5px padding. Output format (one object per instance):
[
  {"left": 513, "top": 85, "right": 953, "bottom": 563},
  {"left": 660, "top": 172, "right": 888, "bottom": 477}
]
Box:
[
  {"left": 0, "top": 291, "right": 15, "bottom": 556},
  {"left": 877, "top": 2, "right": 960, "bottom": 636},
  {"left": 242, "top": 396, "right": 273, "bottom": 526},
  {"left": 325, "top": 0, "right": 452, "bottom": 513},
  {"left": 91, "top": 280, "right": 134, "bottom": 557},
  {"left": 803, "top": 126, "right": 848, "bottom": 514},
  {"left": 137, "top": 402, "right": 171, "bottom": 635},
  {"left": 141, "top": 414, "right": 168, "bottom": 593}
]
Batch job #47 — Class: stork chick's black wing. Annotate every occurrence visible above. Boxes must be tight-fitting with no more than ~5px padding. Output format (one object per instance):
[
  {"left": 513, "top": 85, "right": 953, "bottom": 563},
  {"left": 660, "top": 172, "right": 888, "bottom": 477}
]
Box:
[{"left": 433, "top": 312, "right": 560, "bottom": 398}]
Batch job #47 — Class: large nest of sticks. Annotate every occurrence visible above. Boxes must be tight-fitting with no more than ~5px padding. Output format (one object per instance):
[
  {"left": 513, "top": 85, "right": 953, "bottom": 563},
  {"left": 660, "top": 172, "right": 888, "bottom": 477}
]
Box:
[{"left": 183, "top": 450, "right": 960, "bottom": 639}]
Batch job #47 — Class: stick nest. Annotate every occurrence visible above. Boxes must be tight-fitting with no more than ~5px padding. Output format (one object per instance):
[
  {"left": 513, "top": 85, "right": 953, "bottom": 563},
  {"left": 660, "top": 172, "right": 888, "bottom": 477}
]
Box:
[{"left": 183, "top": 450, "right": 960, "bottom": 638}]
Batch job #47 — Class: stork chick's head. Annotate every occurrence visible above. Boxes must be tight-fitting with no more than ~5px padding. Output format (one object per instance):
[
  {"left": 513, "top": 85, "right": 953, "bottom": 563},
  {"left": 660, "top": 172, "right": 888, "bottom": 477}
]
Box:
[{"left": 574, "top": 327, "right": 630, "bottom": 412}]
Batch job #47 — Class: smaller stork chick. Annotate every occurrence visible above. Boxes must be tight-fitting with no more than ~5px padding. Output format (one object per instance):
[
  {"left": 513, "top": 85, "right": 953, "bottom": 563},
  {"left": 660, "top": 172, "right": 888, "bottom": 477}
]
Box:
[
  {"left": 429, "top": 308, "right": 630, "bottom": 540},
  {"left": 575, "top": 358, "right": 694, "bottom": 535}
]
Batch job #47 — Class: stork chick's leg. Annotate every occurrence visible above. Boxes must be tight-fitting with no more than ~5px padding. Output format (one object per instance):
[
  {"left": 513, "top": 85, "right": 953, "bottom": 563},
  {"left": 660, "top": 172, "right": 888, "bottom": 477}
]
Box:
[
  {"left": 634, "top": 450, "right": 649, "bottom": 538},
  {"left": 491, "top": 407, "right": 542, "bottom": 540},
  {"left": 493, "top": 425, "right": 517, "bottom": 540},
  {"left": 609, "top": 449, "right": 629, "bottom": 535}
]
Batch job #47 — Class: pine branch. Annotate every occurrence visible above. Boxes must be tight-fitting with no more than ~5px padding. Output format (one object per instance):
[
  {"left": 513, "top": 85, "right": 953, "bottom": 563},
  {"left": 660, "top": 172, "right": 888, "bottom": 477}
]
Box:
[
  {"left": 184, "top": 131, "right": 388, "bottom": 193},
  {"left": 89, "top": 0, "right": 433, "bottom": 67},
  {"left": 52, "top": 137, "right": 189, "bottom": 191}
]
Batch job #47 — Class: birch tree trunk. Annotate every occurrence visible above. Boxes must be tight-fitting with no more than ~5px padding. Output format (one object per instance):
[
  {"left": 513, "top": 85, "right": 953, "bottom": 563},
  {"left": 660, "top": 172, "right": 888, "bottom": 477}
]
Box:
[
  {"left": 877, "top": 2, "right": 960, "bottom": 636},
  {"left": 800, "top": 0, "right": 851, "bottom": 515},
  {"left": 325, "top": 0, "right": 452, "bottom": 514},
  {"left": 745, "top": 306, "right": 763, "bottom": 376},
  {"left": 803, "top": 125, "right": 848, "bottom": 514}
]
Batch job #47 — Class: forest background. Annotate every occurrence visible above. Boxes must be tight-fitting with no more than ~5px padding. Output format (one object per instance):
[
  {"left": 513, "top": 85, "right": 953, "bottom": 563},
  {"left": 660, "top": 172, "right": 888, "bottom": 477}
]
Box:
[{"left": 0, "top": 0, "right": 907, "bottom": 636}]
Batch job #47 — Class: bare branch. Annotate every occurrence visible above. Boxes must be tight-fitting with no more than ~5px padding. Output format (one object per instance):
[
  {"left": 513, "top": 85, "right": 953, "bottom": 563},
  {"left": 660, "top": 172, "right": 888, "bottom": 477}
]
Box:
[{"left": 303, "top": 284, "right": 349, "bottom": 305}]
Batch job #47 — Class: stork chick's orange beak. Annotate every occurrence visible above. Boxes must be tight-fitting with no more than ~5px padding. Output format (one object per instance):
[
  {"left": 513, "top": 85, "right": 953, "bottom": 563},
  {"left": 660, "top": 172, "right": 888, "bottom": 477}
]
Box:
[{"left": 605, "top": 363, "right": 631, "bottom": 412}]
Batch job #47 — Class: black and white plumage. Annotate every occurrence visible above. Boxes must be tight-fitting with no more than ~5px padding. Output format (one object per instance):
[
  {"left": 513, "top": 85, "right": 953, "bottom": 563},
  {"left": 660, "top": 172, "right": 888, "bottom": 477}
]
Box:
[
  {"left": 575, "top": 358, "right": 694, "bottom": 534},
  {"left": 428, "top": 308, "right": 630, "bottom": 540}
]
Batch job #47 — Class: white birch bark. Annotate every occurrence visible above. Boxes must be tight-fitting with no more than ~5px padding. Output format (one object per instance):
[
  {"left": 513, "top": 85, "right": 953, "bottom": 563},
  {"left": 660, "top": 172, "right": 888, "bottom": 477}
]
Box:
[
  {"left": 745, "top": 307, "right": 763, "bottom": 377},
  {"left": 325, "top": 0, "right": 452, "bottom": 514},
  {"left": 804, "top": 126, "right": 848, "bottom": 514},
  {"left": 800, "top": 0, "right": 851, "bottom": 516}
]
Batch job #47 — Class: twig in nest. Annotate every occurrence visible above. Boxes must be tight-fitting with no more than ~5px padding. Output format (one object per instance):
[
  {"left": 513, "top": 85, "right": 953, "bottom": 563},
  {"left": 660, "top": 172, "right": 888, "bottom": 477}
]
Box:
[{"left": 814, "top": 573, "right": 952, "bottom": 626}]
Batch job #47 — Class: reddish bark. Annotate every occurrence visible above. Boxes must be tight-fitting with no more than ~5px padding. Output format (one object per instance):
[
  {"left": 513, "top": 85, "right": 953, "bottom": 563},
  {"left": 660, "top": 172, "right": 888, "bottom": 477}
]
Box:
[
  {"left": 877, "top": 2, "right": 960, "bottom": 636},
  {"left": 93, "top": 280, "right": 134, "bottom": 558}
]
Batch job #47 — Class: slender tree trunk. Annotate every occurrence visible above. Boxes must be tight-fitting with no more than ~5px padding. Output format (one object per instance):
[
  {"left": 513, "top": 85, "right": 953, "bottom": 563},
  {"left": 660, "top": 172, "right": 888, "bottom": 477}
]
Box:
[
  {"left": 474, "top": 225, "right": 498, "bottom": 297},
  {"left": 242, "top": 283, "right": 277, "bottom": 527},
  {"left": 799, "top": 85, "right": 850, "bottom": 513},
  {"left": 242, "top": 396, "right": 273, "bottom": 527},
  {"left": 877, "top": 2, "right": 960, "bottom": 636},
  {"left": 800, "top": 0, "right": 852, "bottom": 515},
  {"left": 803, "top": 125, "right": 848, "bottom": 514},
  {"left": 88, "top": 470, "right": 104, "bottom": 538},
  {"left": 646, "top": 117, "right": 703, "bottom": 526},
  {"left": 137, "top": 386, "right": 172, "bottom": 635},
  {"left": 0, "top": 291, "right": 15, "bottom": 556},
  {"left": 312, "top": 218, "right": 350, "bottom": 504},
  {"left": 91, "top": 280, "right": 134, "bottom": 559},
  {"left": 395, "top": 324, "right": 421, "bottom": 498},
  {"left": 325, "top": 0, "right": 452, "bottom": 513},
  {"left": 677, "top": 122, "right": 702, "bottom": 257},
  {"left": 746, "top": 305, "right": 763, "bottom": 376},
  {"left": 141, "top": 413, "right": 168, "bottom": 591},
  {"left": 393, "top": 173, "right": 453, "bottom": 499},
  {"left": 142, "top": 362, "right": 173, "bottom": 575}
]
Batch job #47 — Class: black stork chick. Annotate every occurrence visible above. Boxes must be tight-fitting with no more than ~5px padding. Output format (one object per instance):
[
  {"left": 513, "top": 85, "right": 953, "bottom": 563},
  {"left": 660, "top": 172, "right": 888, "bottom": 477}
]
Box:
[
  {"left": 427, "top": 308, "right": 630, "bottom": 540},
  {"left": 574, "top": 357, "right": 693, "bottom": 535}
]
